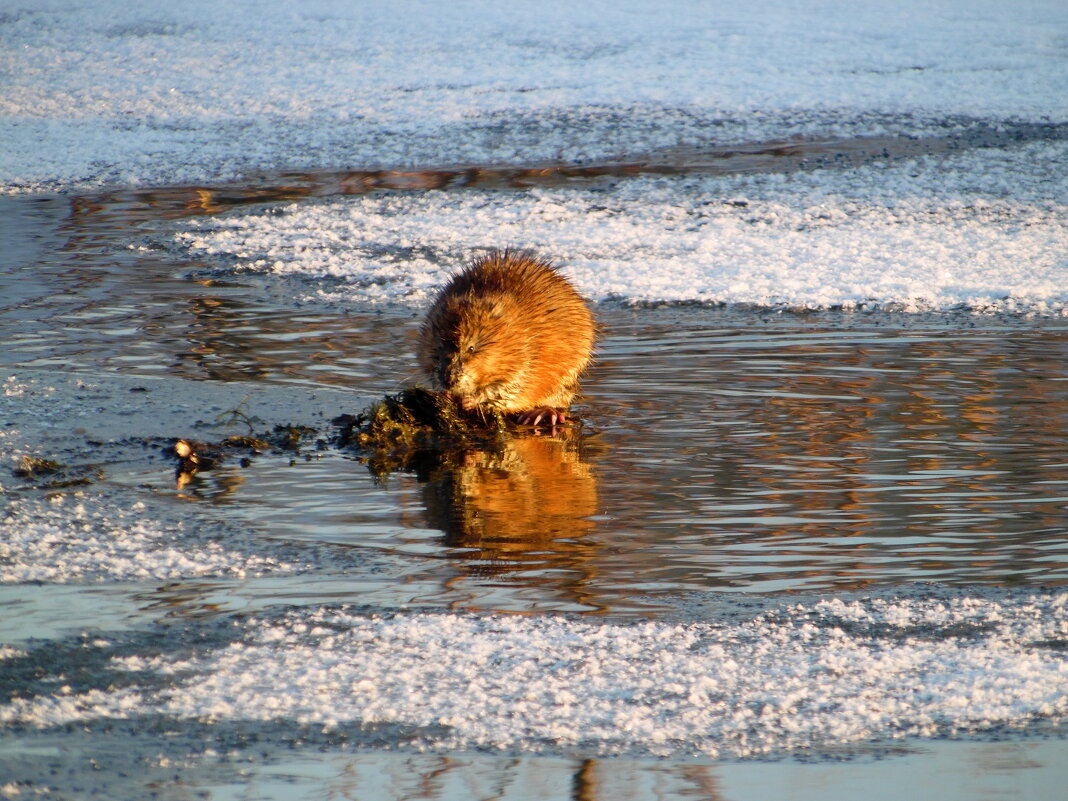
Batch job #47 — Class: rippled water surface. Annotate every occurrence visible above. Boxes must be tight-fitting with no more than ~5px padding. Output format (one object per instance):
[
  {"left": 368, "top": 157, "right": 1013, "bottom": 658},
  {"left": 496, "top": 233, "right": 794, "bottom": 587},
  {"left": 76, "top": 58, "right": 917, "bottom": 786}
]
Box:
[
  {"left": 87, "top": 316, "right": 1068, "bottom": 615},
  {"left": 4, "top": 189, "right": 1068, "bottom": 615}
]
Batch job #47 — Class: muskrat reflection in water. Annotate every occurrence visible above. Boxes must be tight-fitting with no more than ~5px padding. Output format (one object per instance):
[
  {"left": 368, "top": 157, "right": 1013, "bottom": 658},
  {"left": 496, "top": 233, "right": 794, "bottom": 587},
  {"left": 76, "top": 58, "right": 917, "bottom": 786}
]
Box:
[
  {"left": 419, "top": 250, "right": 595, "bottom": 427},
  {"left": 422, "top": 433, "right": 600, "bottom": 579}
]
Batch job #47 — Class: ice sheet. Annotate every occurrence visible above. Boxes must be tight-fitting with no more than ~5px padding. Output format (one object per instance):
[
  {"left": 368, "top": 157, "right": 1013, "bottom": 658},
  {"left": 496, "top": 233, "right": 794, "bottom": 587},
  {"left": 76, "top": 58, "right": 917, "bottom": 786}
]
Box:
[
  {"left": 0, "top": 494, "right": 306, "bottom": 583},
  {"left": 3, "top": 0, "right": 1067, "bottom": 191}
]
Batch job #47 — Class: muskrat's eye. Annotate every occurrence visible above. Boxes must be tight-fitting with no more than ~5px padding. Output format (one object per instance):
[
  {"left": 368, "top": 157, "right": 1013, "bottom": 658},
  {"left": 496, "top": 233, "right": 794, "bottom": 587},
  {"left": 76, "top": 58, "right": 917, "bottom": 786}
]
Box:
[{"left": 467, "top": 345, "right": 477, "bottom": 355}]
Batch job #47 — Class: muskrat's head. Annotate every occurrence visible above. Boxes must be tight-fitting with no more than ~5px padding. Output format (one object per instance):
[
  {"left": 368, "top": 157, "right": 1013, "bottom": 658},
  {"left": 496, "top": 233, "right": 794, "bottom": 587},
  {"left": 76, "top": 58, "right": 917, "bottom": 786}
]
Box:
[{"left": 424, "top": 292, "right": 530, "bottom": 412}]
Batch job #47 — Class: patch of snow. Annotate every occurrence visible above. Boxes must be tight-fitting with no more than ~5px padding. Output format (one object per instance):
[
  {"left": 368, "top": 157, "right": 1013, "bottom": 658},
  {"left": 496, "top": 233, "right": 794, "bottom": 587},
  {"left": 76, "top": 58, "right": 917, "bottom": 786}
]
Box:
[
  {"left": 0, "top": 494, "right": 304, "bottom": 583},
  {"left": 3, "top": 595, "right": 1066, "bottom": 758},
  {"left": 174, "top": 141, "right": 1068, "bottom": 314}
]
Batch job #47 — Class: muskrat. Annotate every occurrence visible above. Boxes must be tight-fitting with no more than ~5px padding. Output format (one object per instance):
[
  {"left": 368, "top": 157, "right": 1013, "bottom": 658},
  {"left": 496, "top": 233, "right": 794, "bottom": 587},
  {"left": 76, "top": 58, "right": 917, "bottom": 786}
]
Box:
[{"left": 419, "top": 251, "right": 595, "bottom": 426}]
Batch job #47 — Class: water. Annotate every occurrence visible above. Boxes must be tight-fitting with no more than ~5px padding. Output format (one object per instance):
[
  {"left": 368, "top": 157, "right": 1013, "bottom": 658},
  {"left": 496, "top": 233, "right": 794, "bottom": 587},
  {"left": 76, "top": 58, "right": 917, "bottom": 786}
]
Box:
[
  {"left": 2, "top": 731, "right": 1063, "bottom": 800},
  {"left": 101, "top": 317, "right": 1068, "bottom": 615},
  {"left": 2, "top": 160, "right": 1068, "bottom": 798}
]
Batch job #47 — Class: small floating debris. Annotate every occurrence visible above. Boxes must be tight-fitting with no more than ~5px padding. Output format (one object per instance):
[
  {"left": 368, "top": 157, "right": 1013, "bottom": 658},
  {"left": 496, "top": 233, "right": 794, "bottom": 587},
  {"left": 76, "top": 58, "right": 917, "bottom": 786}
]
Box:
[
  {"left": 10, "top": 454, "right": 101, "bottom": 489},
  {"left": 174, "top": 425, "right": 321, "bottom": 486},
  {"left": 12, "top": 455, "right": 65, "bottom": 478}
]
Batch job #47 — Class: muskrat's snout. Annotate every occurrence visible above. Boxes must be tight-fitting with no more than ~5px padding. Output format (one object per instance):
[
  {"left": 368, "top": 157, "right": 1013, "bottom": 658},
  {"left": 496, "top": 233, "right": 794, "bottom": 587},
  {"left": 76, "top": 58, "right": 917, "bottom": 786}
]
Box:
[
  {"left": 434, "top": 352, "right": 477, "bottom": 408},
  {"left": 435, "top": 351, "right": 464, "bottom": 391},
  {"left": 434, "top": 355, "right": 456, "bottom": 391}
]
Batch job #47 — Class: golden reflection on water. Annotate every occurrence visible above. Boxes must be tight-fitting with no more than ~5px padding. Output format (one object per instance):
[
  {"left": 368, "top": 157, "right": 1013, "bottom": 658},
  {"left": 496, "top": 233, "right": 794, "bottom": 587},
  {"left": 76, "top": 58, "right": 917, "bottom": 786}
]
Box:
[
  {"left": 581, "top": 323, "right": 1068, "bottom": 595},
  {"left": 420, "top": 430, "right": 602, "bottom": 610}
]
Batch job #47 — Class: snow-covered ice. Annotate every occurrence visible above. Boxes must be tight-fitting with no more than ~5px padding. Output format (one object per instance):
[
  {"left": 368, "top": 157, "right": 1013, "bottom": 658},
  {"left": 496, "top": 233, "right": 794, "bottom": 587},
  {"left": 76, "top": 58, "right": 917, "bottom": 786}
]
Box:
[
  {"left": 6, "top": 0, "right": 1067, "bottom": 311},
  {"left": 3, "top": 595, "right": 1066, "bottom": 758},
  {"left": 3, "top": 0, "right": 1067, "bottom": 192}
]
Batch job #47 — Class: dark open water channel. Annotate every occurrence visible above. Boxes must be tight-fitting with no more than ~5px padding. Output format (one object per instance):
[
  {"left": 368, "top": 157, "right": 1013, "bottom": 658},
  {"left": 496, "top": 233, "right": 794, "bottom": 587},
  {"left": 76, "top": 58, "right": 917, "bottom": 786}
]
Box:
[{"left": 2, "top": 149, "right": 1067, "bottom": 798}]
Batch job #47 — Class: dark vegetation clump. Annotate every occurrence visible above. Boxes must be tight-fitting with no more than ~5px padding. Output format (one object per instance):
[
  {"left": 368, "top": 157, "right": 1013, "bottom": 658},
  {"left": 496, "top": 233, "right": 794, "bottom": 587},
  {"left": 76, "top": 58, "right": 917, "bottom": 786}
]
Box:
[
  {"left": 334, "top": 388, "right": 508, "bottom": 477},
  {"left": 271, "top": 423, "right": 319, "bottom": 451},
  {"left": 12, "top": 455, "right": 65, "bottom": 477},
  {"left": 171, "top": 389, "right": 545, "bottom": 483},
  {"left": 11, "top": 454, "right": 101, "bottom": 489}
]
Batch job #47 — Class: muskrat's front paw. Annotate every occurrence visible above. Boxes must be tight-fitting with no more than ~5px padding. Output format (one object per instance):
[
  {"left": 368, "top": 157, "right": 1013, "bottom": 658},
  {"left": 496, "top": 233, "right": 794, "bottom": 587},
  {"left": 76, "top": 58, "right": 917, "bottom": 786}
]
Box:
[{"left": 514, "top": 407, "right": 567, "bottom": 427}]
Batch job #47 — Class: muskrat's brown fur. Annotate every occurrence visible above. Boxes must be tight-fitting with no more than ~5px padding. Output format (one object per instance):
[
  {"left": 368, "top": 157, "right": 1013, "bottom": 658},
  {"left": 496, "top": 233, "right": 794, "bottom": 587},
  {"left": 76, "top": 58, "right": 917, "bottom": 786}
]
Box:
[{"left": 419, "top": 251, "right": 595, "bottom": 424}]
